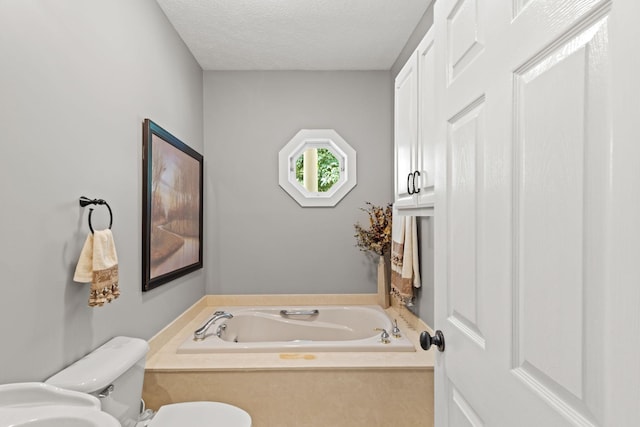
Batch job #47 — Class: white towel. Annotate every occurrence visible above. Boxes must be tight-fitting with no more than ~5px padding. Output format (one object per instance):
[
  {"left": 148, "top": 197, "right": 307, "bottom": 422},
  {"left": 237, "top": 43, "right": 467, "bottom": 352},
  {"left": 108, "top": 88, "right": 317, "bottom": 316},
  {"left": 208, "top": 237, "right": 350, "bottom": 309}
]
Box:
[
  {"left": 74, "top": 230, "right": 120, "bottom": 307},
  {"left": 390, "top": 215, "right": 421, "bottom": 304}
]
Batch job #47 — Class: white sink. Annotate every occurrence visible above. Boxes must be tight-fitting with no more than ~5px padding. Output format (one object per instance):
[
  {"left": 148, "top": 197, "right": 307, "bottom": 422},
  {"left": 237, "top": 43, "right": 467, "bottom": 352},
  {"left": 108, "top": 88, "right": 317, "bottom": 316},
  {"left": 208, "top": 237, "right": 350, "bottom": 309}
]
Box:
[{"left": 0, "top": 383, "right": 120, "bottom": 427}]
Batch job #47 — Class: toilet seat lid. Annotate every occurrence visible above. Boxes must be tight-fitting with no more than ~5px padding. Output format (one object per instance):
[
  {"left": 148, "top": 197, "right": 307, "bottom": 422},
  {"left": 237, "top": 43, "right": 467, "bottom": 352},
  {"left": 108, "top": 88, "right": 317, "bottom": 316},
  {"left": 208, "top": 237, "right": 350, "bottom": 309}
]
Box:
[{"left": 149, "top": 402, "right": 251, "bottom": 427}]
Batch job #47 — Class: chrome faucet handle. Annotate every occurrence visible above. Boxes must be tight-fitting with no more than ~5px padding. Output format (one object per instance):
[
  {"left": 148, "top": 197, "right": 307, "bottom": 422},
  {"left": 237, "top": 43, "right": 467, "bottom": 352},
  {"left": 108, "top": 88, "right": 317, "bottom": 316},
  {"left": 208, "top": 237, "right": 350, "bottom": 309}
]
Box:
[
  {"left": 392, "top": 319, "right": 401, "bottom": 338},
  {"left": 216, "top": 323, "right": 227, "bottom": 338},
  {"left": 374, "top": 328, "right": 391, "bottom": 344}
]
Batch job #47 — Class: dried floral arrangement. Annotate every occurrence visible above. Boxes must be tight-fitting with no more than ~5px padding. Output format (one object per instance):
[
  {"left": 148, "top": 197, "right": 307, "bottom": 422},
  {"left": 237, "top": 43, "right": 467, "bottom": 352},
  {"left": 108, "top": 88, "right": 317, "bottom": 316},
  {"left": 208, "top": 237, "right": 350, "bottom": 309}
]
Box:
[{"left": 354, "top": 202, "right": 393, "bottom": 256}]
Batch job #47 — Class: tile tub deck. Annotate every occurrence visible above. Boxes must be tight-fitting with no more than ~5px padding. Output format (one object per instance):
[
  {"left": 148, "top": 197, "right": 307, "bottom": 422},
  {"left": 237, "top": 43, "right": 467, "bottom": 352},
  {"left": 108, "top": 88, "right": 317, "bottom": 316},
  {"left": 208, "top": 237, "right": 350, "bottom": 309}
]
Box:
[{"left": 143, "top": 294, "right": 434, "bottom": 427}]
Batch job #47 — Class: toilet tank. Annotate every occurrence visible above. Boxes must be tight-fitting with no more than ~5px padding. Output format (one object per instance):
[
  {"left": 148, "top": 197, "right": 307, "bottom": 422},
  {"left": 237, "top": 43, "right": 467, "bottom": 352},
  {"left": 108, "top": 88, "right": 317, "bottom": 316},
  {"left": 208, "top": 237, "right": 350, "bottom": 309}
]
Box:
[{"left": 45, "top": 336, "right": 149, "bottom": 427}]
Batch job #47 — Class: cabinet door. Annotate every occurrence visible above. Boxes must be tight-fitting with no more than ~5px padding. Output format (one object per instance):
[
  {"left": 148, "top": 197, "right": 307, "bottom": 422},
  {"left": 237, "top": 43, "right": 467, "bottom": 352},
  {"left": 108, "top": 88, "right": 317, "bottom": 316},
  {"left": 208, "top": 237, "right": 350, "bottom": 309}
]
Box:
[
  {"left": 416, "top": 27, "right": 437, "bottom": 207},
  {"left": 394, "top": 51, "right": 418, "bottom": 207}
]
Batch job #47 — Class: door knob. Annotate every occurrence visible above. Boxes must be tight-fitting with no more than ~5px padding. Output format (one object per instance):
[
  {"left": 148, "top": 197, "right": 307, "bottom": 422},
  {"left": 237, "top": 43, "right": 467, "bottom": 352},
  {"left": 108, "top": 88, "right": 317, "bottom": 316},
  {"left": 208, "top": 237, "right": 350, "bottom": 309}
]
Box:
[{"left": 420, "top": 330, "right": 445, "bottom": 352}]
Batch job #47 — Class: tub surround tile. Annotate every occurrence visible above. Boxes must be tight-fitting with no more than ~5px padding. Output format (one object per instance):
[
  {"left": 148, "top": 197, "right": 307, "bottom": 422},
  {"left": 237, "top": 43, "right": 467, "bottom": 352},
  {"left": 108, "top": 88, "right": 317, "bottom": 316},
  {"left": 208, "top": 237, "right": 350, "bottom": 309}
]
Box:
[
  {"left": 147, "top": 294, "right": 380, "bottom": 360},
  {"left": 204, "top": 293, "right": 380, "bottom": 307},
  {"left": 143, "top": 295, "right": 434, "bottom": 427},
  {"left": 147, "top": 297, "right": 208, "bottom": 360},
  {"left": 144, "top": 369, "right": 433, "bottom": 427},
  {"left": 146, "top": 295, "right": 434, "bottom": 371},
  {"left": 391, "top": 296, "right": 435, "bottom": 333}
]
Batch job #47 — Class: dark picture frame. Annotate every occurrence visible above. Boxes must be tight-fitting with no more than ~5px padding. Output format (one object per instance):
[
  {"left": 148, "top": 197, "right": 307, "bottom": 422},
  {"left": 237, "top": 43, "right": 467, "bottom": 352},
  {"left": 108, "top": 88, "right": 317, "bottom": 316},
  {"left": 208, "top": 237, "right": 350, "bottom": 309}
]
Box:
[{"left": 142, "top": 119, "right": 203, "bottom": 291}]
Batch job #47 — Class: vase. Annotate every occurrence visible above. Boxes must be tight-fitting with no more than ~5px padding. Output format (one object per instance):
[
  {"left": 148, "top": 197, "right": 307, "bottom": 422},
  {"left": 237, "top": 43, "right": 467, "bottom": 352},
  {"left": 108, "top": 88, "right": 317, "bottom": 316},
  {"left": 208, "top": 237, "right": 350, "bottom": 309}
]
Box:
[{"left": 377, "top": 253, "right": 390, "bottom": 308}]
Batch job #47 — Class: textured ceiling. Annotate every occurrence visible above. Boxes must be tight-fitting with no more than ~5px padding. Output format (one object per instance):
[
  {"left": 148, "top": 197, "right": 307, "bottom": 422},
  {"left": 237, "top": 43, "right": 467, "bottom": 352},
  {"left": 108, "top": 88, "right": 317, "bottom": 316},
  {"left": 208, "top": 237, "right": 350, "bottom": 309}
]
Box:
[{"left": 155, "top": 0, "right": 431, "bottom": 70}]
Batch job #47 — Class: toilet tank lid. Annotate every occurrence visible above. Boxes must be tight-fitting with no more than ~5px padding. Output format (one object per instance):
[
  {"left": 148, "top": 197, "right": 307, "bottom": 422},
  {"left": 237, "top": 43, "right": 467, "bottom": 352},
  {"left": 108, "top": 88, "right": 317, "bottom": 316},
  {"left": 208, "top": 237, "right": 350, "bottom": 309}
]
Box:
[{"left": 45, "top": 336, "right": 149, "bottom": 393}]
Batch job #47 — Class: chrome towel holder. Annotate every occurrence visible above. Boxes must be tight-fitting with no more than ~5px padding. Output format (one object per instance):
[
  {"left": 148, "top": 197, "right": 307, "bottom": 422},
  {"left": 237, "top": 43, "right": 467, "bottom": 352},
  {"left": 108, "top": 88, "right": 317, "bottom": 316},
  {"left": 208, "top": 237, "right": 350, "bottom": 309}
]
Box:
[{"left": 79, "top": 196, "right": 113, "bottom": 234}]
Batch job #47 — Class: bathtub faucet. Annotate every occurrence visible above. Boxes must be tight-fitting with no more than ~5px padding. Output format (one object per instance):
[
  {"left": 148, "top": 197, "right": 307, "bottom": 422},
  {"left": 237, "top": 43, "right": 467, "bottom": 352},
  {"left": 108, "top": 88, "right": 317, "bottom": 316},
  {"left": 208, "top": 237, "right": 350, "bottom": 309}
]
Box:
[{"left": 193, "top": 311, "right": 233, "bottom": 341}]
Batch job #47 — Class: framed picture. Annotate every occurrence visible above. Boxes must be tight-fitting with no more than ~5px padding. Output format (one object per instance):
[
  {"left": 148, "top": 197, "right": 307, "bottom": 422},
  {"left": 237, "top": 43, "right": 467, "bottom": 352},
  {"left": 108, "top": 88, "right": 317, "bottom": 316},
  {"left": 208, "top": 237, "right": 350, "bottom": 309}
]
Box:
[{"left": 142, "top": 119, "right": 203, "bottom": 291}]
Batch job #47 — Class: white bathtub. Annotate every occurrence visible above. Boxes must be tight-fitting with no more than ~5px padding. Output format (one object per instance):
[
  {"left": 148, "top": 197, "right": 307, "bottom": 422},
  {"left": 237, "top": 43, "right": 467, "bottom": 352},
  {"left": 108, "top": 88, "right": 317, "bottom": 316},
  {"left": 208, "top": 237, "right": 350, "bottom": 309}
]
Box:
[{"left": 177, "top": 305, "right": 415, "bottom": 353}]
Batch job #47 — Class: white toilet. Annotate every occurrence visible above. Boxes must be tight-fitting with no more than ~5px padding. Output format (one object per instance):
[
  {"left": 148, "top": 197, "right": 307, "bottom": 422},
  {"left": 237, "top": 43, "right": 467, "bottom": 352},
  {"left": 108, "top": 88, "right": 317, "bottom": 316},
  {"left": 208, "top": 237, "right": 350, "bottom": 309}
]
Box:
[{"left": 45, "top": 336, "right": 252, "bottom": 427}]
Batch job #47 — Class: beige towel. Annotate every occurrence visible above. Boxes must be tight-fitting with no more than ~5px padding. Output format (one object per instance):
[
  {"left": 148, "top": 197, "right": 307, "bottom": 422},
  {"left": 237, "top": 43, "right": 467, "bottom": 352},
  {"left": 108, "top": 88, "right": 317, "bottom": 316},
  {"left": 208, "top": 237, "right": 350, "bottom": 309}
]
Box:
[
  {"left": 391, "top": 215, "right": 421, "bottom": 304},
  {"left": 74, "top": 229, "right": 120, "bottom": 307}
]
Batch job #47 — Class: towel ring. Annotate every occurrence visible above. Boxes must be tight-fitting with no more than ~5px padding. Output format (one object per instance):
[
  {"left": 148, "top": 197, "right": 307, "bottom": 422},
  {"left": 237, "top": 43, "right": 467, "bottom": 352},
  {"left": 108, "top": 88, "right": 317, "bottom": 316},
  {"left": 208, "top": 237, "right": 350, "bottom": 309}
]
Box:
[{"left": 79, "top": 197, "right": 113, "bottom": 234}]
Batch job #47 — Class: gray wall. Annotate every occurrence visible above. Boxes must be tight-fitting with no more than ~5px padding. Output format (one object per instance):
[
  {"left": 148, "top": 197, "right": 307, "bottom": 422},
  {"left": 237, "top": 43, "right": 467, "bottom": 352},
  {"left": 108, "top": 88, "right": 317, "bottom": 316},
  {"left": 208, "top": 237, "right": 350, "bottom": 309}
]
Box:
[
  {"left": 0, "top": 0, "right": 432, "bottom": 385},
  {"left": 203, "top": 71, "right": 393, "bottom": 295},
  {"left": 415, "top": 217, "right": 435, "bottom": 327},
  {"left": 0, "top": 0, "right": 205, "bottom": 383}
]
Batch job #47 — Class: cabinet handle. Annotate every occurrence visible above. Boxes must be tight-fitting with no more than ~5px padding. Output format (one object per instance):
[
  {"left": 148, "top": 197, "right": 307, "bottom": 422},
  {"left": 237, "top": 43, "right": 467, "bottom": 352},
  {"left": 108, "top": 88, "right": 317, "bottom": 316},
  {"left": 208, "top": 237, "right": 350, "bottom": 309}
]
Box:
[
  {"left": 407, "top": 173, "right": 414, "bottom": 195},
  {"left": 412, "top": 171, "right": 421, "bottom": 194}
]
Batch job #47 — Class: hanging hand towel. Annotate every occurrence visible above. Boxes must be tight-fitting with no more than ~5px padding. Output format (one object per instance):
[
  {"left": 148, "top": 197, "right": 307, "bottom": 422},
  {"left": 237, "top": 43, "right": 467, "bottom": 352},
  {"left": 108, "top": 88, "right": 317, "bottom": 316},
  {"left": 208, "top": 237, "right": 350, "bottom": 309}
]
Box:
[
  {"left": 391, "top": 215, "right": 421, "bottom": 304},
  {"left": 73, "top": 229, "right": 120, "bottom": 307}
]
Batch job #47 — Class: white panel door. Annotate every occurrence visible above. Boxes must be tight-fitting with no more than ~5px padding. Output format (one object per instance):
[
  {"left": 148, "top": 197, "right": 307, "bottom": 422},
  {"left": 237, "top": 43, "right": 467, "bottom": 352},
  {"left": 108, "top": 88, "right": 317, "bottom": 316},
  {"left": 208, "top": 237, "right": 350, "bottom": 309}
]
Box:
[{"left": 432, "top": 0, "right": 640, "bottom": 425}]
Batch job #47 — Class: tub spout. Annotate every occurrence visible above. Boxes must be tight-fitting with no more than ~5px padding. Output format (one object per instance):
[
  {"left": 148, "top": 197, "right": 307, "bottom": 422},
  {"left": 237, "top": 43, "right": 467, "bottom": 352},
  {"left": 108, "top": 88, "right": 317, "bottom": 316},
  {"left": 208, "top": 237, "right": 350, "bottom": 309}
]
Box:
[{"left": 194, "top": 311, "right": 233, "bottom": 341}]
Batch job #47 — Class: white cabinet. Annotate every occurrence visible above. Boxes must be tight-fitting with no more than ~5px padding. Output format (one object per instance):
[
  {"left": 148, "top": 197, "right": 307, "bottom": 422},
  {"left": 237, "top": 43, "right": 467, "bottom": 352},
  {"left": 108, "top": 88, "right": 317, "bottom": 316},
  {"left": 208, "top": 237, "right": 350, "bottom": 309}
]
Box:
[
  {"left": 394, "top": 28, "right": 438, "bottom": 214},
  {"left": 394, "top": 50, "right": 418, "bottom": 207}
]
